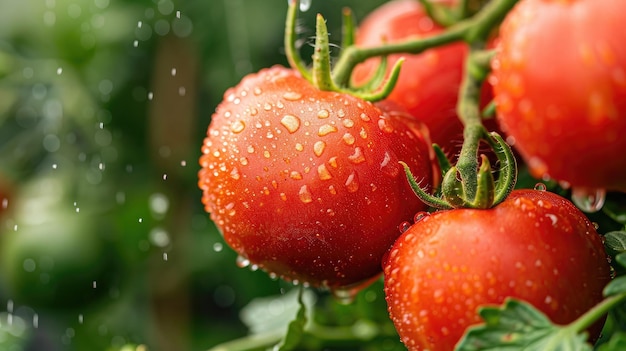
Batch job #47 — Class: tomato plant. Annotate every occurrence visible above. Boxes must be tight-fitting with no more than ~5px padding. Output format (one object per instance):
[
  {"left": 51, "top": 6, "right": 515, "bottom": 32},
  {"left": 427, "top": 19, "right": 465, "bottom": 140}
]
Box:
[
  {"left": 491, "top": 0, "right": 626, "bottom": 193},
  {"left": 351, "top": 0, "right": 496, "bottom": 156},
  {"left": 384, "top": 189, "right": 611, "bottom": 351},
  {"left": 198, "top": 65, "right": 436, "bottom": 290}
]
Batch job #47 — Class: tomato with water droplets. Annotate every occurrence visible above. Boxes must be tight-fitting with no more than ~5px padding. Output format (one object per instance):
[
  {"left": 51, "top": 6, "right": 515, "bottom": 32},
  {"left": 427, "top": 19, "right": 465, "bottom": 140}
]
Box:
[
  {"left": 383, "top": 189, "right": 611, "bottom": 351},
  {"left": 352, "top": 0, "right": 496, "bottom": 156},
  {"left": 491, "top": 0, "right": 626, "bottom": 192},
  {"left": 198, "top": 65, "right": 437, "bottom": 289}
]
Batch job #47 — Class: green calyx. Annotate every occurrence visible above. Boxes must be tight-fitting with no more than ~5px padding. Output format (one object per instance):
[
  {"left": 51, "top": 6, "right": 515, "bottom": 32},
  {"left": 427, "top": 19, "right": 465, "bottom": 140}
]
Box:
[{"left": 285, "top": 0, "right": 402, "bottom": 102}]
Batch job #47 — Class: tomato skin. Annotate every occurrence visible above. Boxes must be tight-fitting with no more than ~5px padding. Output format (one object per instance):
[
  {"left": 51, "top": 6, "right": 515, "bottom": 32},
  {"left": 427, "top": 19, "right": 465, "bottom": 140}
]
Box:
[
  {"left": 492, "top": 0, "right": 626, "bottom": 192},
  {"left": 383, "top": 189, "right": 611, "bottom": 351},
  {"left": 198, "top": 66, "right": 436, "bottom": 288},
  {"left": 353, "top": 0, "right": 494, "bottom": 155}
]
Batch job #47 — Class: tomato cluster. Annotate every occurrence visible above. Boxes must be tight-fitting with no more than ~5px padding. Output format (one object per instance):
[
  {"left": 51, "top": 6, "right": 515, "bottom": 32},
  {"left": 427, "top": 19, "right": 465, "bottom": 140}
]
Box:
[{"left": 199, "top": 0, "right": 623, "bottom": 350}]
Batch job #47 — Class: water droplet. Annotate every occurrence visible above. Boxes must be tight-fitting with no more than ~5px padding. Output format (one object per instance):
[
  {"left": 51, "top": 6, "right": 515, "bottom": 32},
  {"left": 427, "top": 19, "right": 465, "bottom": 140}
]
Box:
[
  {"left": 317, "top": 164, "right": 332, "bottom": 180},
  {"left": 56, "top": 67, "right": 63, "bottom": 75},
  {"left": 280, "top": 114, "right": 301, "bottom": 133},
  {"left": 317, "top": 109, "right": 329, "bottom": 119},
  {"left": 295, "top": 143, "right": 304, "bottom": 152},
  {"left": 236, "top": 255, "right": 250, "bottom": 268},
  {"left": 398, "top": 221, "right": 411, "bottom": 233},
  {"left": 283, "top": 91, "right": 302, "bottom": 101},
  {"left": 133, "top": 40, "right": 139, "bottom": 47},
  {"left": 378, "top": 119, "right": 394, "bottom": 133},
  {"left": 413, "top": 212, "right": 429, "bottom": 223},
  {"left": 313, "top": 141, "right": 326, "bottom": 157},
  {"left": 342, "top": 119, "right": 355, "bottom": 128},
  {"left": 534, "top": 183, "right": 547, "bottom": 191},
  {"left": 348, "top": 147, "right": 365, "bottom": 164},
  {"left": 78, "top": 314, "right": 83, "bottom": 324},
  {"left": 299, "top": 185, "right": 313, "bottom": 203},
  {"left": 299, "top": 0, "right": 312, "bottom": 12},
  {"left": 328, "top": 157, "right": 338, "bottom": 168},
  {"left": 345, "top": 172, "right": 359, "bottom": 193},
  {"left": 247, "top": 145, "right": 255, "bottom": 154},
  {"left": 359, "top": 127, "right": 368, "bottom": 139},
  {"left": 318, "top": 124, "right": 338, "bottom": 136},
  {"left": 230, "top": 120, "right": 246, "bottom": 133},
  {"left": 213, "top": 242, "right": 223, "bottom": 252},
  {"left": 342, "top": 133, "right": 355, "bottom": 145},
  {"left": 263, "top": 150, "right": 271, "bottom": 158},
  {"left": 171, "top": 68, "right": 177, "bottom": 76},
  {"left": 571, "top": 187, "right": 606, "bottom": 213}
]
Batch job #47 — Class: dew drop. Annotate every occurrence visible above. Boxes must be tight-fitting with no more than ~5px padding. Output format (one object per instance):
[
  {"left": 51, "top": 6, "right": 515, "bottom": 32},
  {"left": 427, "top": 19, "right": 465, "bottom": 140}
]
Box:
[
  {"left": 345, "top": 172, "right": 359, "bottom": 193},
  {"left": 317, "top": 109, "right": 329, "bottom": 119},
  {"left": 378, "top": 119, "right": 394, "bottom": 133},
  {"left": 313, "top": 141, "right": 326, "bottom": 157},
  {"left": 348, "top": 147, "right": 365, "bottom": 164},
  {"left": 290, "top": 171, "right": 303, "bottom": 180},
  {"left": 283, "top": 91, "right": 302, "bottom": 101},
  {"left": 342, "top": 133, "right": 355, "bottom": 145},
  {"left": 318, "top": 124, "right": 338, "bottom": 136},
  {"left": 280, "top": 114, "right": 301, "bottom": 133},
  {"left": 534, "top": 183, "right": 547, "bottom": 191},
  {"left": 342, "top": 119, "right": 355, "bottom": 128},
  {"left": 263, "top": 150, "right": 271, "bottom": 158},
  {"left": 230, "top": 120, "right": 246, "bottom": 133},
  {"left": 317, "top": 164, "right": 332, "bottom": 180},
  {"left": 56, "top": 67, "right": 63, "bottom": 75},
  {"left": 398, "top": 221, "right": 411, "bottom": 233},
  {"left": 571, "top": 187, "right": 606, "bottom": 213},
  {"left": 413, "top": 211, "right": 429, "bottom": 223},
  {"left": 236, "top": 255, "right": 250, "bottom": 268},
  {"left": 298, "top": 185, "right": 313, "bottom": 203},
  {"left": 295, "top": 143, "right": 304, "bottom": 152}
]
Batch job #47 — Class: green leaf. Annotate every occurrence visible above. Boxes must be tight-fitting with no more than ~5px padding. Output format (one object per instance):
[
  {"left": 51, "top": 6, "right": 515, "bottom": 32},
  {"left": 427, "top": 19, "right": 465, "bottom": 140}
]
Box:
[
  {"left": 456, "top": 298, "right": 592, "bottom": 351},
  {"left": 596, "top": 332, "right": 626, "bottom": 351},
  {"left": 604, "top": 277, "right": 626, "bottom": 297},
  {"left": 604, "top": 231, "right": 626, "bottom": 254},
  {"left": 274, "top": 288, "right": 308, "bottom": 351}
]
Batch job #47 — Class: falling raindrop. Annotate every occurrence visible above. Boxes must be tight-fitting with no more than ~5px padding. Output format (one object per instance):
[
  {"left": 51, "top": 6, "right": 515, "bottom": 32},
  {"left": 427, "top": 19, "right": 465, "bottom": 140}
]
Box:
[
  {"left": 33, "top": 314, "right": 39, "bottom": 328},
  {"left": 93, "top": 281, "right": 97, "bottom": 288},
  {"left": 56, "top": 67, "right": 63, "bottom": 75},
  {"left": 163, "top": 252, "right": 168, "bottom": 261},
  {"left": 571, "top": 187, "right": 606, "bottom": 213},
  {"left": 78, "top": 314, "right": 83, "bottom": 324},
  {"left": 171, "top": 68, "right": 177, "bottom": 76},
  {"left": 299, "top": 0, "right": 312, "bottom": 12},
  {"left": 213, "top": 242, "right": 223, "bottom": 252},
  {"left": 133, "top": 40, "right": 139, "bottom": 48},
  {"left": 147, "top": 92, "right": 154, "bottom": 100}
]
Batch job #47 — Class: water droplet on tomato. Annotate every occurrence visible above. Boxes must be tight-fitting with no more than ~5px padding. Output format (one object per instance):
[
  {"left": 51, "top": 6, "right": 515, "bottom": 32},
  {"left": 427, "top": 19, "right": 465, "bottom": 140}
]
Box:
[
  {"left": 230, "top": 120, "right": 245, "bottom": 133},
  {"left": 534, "top": 183, "right": 546, "bottom": 191},
  {"left": 236, "top": 255, "right": 250, "bottom": 268},
  {"left": 348, "top": 147, "right": 365, "bottom": 164},
  {"left": 230, "top": 167, "right": 241, "bottom": 180},
  {"left": 398, "top": 221, "right": 411, "bottom": 233},
  {"left": 377, "top": 119, "right": 394, "bottom": 133},
  {"left": 413, "top": 211, "right": 429, "bottom": 223},
  {"left": 317, "top": 109, "right": 329, "bottom": 119},
  {"left": 313, "top": 141, "right": 326, "bottom": 157},
  {"left": 342, "top": 133, "right": 355, "bottom": 145},
  {"left": 290, "top": 171, "right": 303, "bottom": 180},
  {"left": 283, "top": 91, "right": 302, "bottom": 101},
  {"left": 571, "top": 187, "right": 606, "bottom": 213},
  {"left": 345, "top": 172, "right": 359, "bottom": 193},
  {"left": 318, "top": 124, "right": 338, "bottom": 136},
  {"left": 317, "top": 164, "right": 332, "bottom": 180},
  {"left": 295, "top": 143, "right": 304, "bottom": 152},
  {"left": 280, "top": 114, "right": 301, "bottom": 133},
  {"left": 299, "top": 185, "right": 313, "bottom": 203},
  {"left": 263, "top": 150, "right": 271, "bottom": 158}
]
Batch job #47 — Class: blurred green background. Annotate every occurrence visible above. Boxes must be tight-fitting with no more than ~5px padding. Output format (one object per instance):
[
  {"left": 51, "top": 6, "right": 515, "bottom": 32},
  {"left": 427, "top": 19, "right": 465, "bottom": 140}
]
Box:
[{"left": 0, "top": 0, "right": 393, "bottom": 350}]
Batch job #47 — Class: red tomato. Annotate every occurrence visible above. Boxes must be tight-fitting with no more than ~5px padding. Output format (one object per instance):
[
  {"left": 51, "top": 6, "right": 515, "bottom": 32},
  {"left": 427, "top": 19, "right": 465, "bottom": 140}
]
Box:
[
  {"left": 384, "top": 189, "right": 611, "bottom": 351},
  {"left": 491, "top": 0, "right": 626, "bottom": 192},
  {"left": 352, "top": 0, "right": 495, "bottom": 156},
  {"left": 198, "top": 66, "right": 437, "bottom": 289}
]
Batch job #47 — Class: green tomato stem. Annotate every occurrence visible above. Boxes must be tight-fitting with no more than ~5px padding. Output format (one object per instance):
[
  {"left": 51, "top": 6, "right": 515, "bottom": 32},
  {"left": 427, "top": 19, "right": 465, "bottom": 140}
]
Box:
[
  {"left": 284, "top": 0, "right": 311, "bottom": 82},
  {"left": 569, "top": 292, "right": 626, "bottom": 335}
]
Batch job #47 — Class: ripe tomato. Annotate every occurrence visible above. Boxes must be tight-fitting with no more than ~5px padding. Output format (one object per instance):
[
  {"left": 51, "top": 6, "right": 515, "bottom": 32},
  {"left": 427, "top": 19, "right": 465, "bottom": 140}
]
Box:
[
  {"left": 383, "top": 189, "right": 611, "bottom": 351},
  {"left": 198, "top": 65, "right": 437, "bottom": 289},
  {"left": 491, "top": 0, "right": 626, "bottom": 192},
  {"left": 352, "top": 0, "right": 495, "bottom": 156}
]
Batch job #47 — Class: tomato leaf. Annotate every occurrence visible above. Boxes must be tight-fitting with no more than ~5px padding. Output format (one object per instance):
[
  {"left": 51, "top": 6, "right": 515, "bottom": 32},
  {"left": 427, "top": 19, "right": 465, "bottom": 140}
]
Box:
[
  {"left": 597, "top": 332, "right": 626, "bottom": 351},
  {"left": 274, "top": 288, "right": 308, "bottom": 351},
  {"left": 604, "top": 231, "right": 626, "bottom": 254},
  {"left": 456, "top": 298, "right": 592, "bottom": 351}
]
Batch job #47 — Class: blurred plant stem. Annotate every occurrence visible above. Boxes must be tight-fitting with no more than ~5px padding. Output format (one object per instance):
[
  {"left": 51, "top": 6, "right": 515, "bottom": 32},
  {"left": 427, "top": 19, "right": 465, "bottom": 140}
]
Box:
[{"left": 148, "top": 33, "right": 199, "bottom": 351}]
